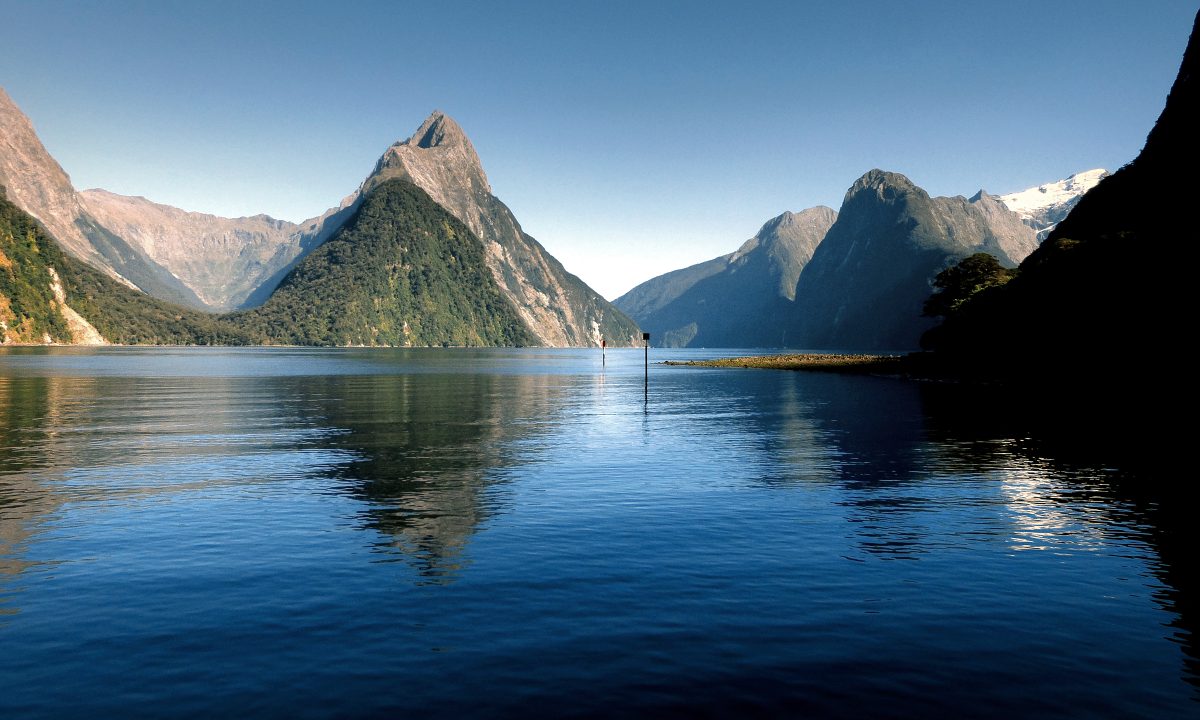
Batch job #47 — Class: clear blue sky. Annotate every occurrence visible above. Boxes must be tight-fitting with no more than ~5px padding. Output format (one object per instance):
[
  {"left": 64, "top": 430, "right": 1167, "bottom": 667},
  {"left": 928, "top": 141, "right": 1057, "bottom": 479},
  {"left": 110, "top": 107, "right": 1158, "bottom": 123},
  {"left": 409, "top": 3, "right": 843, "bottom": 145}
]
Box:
[{"left": 1, "top": 1, "right": 1195, "bottom": 299}]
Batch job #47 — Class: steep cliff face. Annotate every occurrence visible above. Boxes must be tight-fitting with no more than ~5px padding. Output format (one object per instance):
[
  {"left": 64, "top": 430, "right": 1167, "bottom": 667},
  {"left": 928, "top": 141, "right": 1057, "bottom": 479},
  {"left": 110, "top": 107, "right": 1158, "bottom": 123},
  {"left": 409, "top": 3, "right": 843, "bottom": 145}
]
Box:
[
  {"left": 362, "top": 112, "right": 639, "bottom": 346},
  {"left": 1, "top": 186, "right": 103, "bottom": 344},
  {"left": 615, "top": 207, "right": 836, "bottom": 347},
  {"left": 0, "top": 88, "right": 103, "bottom": 270},
  {"left": 0, "top": 88, "right": 205, "bottom": 308},
  {"left": 788, "top": 170, "right": 1036, "bottom": 351}
]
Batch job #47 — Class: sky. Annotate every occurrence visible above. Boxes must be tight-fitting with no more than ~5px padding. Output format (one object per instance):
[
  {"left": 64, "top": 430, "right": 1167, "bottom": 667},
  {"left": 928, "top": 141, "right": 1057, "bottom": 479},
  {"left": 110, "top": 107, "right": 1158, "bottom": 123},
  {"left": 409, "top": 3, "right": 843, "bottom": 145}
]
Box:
[{"left": 1, "top": 1, "right": 1196, "bottom": 300}]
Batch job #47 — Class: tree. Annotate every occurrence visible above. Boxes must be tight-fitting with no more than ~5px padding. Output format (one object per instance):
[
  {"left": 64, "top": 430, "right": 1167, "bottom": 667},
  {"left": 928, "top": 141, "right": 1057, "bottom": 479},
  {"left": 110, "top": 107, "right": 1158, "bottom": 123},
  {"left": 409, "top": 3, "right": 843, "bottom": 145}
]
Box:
[{"left": 923, "top": 253, "right": 1015, "bottom": 318}]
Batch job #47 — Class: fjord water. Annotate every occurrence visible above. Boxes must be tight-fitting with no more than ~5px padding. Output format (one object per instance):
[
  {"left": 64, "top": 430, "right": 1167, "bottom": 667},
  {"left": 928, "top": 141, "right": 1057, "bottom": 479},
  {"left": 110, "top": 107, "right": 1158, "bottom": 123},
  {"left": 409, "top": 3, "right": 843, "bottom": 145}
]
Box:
[{"left": 0, "top": 348, "right": 1194, "bottom": 718}]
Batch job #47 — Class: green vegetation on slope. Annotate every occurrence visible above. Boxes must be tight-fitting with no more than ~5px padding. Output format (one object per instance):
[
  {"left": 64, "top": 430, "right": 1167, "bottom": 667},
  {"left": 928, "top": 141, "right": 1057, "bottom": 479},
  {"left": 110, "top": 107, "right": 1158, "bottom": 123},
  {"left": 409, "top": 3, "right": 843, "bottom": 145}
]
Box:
[
  {"left": 2, "top": 187, "right": 257, "bottom": 344},
  {"left": 234, "top": 178, "right": 536, "bottom": 347},
  {"left": 1, "top": 190, "right": 72, "bottom": 342},
  {"left": 922, "top": 252, "right": 1015, "bottom": 320}
]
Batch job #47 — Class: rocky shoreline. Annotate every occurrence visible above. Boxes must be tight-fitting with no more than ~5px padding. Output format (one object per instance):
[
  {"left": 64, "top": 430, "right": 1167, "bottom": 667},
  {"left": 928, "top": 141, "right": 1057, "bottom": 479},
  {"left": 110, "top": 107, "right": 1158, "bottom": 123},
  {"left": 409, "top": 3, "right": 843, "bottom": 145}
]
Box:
[{"left": 663, "top": 353, "right": 905, "bottom": 374}]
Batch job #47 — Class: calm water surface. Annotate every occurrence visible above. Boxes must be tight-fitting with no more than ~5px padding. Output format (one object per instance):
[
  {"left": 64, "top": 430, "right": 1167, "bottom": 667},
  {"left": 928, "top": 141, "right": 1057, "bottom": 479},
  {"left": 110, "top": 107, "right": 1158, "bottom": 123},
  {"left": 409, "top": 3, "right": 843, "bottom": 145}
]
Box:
[{"left": 0, "top": 347, "right": 1195, "bottom": 718}]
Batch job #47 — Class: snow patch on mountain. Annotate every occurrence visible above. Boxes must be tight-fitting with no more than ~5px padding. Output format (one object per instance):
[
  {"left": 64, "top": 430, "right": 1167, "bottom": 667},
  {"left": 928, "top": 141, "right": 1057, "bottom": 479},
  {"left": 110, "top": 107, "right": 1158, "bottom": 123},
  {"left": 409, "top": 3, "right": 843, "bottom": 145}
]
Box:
[{"left": 998, "top": 169, "right": 1108, "bottom": 240}]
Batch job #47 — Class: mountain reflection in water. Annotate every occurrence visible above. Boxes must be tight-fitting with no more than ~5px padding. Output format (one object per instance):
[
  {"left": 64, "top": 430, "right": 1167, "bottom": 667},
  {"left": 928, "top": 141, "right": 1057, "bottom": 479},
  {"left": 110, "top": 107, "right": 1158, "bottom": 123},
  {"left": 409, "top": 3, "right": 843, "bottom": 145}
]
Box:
[{"left": 0, "top": 347, "right": 1194, "bottom": 716}]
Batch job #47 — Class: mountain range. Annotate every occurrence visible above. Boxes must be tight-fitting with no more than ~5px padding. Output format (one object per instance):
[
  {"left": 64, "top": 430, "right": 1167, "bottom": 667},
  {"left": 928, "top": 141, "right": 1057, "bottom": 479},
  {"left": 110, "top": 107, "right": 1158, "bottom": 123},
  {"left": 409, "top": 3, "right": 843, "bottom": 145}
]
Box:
[
  {"left": 0, "top": 90, "right": 638, "bottom": 347},
  {"left": 2, "top": 82, "right": 1111, "bottom": 352},
  {"left": 616, "top": 166, "right": 1097, "bottom": 351}
]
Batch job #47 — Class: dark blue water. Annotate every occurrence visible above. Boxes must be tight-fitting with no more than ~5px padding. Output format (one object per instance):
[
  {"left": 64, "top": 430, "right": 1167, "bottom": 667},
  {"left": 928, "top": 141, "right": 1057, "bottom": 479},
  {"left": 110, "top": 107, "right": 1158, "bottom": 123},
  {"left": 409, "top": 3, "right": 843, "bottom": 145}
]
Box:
[{"left": 0, "top": 347, "right": 1194, "bottom": 718}]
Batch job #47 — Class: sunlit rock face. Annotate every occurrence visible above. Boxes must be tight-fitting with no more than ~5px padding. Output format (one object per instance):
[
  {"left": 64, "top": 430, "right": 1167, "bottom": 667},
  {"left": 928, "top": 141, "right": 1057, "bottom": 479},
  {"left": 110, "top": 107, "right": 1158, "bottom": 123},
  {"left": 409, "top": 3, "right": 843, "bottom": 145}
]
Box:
[
  {"left": 362, "top": 112, "right": 639, "bottom": 347},
  {"left": 0, "top": 87, "right": 206, "bottom": 307}
]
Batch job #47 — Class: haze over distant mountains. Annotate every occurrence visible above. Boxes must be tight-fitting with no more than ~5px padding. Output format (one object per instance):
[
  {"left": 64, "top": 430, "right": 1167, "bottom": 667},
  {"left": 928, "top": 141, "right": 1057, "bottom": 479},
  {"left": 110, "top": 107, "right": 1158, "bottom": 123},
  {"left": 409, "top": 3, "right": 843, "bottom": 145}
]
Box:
[
  {"left": 0, "top": 89, "right": 638, "bottom": 347},
  {"left": 614, "top": 207, "right": 836, "bottom": 347}
]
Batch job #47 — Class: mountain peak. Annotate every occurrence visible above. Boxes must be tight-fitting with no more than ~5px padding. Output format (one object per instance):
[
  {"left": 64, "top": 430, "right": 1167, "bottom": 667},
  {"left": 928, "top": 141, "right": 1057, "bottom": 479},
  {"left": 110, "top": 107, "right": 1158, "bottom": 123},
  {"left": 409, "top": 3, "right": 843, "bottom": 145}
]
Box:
[
  {"left": 850, "top": 169, "right": 918, "bottom": 192},
  {"left": 845, "top": 169, "right": 926, "bottom": 204},
  {"left": 366, "top": 110, "right": 491, "bottom": 208},
  {"left": 405, "top": 111, "right": 468, "bottom": 149}
]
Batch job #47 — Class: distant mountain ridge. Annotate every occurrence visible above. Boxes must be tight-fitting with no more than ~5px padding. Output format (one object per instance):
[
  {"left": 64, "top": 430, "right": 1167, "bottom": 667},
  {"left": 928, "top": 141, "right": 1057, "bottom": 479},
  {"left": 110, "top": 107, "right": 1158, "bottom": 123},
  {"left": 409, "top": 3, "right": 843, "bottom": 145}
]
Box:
[
  {"left": 77, "top": 190, "right": 311, "bottom": 310},
  {"left": 615, "top": 207, "right": 836, "bottom": 347},
  {"left": 1, "top": 186, "right": 256, "bottom": 345},
  {"left": 620, "top": 167, "right": 1039, "bottom": 351}
]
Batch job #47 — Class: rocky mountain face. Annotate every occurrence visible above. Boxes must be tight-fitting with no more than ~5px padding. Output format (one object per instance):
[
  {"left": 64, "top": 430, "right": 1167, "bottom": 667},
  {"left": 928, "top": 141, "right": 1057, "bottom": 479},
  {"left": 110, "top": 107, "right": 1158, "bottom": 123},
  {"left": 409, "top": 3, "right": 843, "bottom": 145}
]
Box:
[
  {"left": 1, "top": 187, "right": 255, "bottom": 345},
  {"left": 614, "top": 207, "right": 836, "bottom": 347},
  {"left": 0, "top": 88, "right": 206, "bottom": 308},
  {"left": 999, "top": 168, "right": 1108, "bottom": 241},
  {"left": 360, "top": 112, "right": 639, "bottom": 347},
  {"left": 787, "top": 170, "right": 1038, "bottom": 351}
]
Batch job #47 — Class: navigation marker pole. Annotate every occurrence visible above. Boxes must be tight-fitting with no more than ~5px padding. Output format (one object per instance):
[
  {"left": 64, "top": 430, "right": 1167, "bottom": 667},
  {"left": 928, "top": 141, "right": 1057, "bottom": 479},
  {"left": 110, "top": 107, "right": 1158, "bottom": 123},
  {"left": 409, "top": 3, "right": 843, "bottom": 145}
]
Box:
[
  {"left": 643, "top": 332, "right": 650, "bottom": 401},
  {"left": 601, "top": 337, "right": 606, "bottom": 368}
]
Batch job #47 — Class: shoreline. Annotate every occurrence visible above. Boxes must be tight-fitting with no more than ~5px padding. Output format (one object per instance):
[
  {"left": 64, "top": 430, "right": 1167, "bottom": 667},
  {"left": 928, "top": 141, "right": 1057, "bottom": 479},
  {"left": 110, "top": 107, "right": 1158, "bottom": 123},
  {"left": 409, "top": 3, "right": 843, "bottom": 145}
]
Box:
[{"left": 662, "top": 353, "right": 907, "bottom": 374}]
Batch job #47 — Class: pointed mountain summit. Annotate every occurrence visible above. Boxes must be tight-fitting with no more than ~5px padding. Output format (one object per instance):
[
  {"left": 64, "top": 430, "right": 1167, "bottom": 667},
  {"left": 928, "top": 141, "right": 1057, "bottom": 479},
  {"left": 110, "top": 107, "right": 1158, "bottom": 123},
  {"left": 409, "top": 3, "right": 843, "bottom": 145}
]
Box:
[
  {"left": 410, "top": 111, "right": 471, "bottom": 149},
  {"left": 2, "top": 95, "right": 633, "bottom": 346},
  {"left": 615, "top": 206, "right": 836, "bottom": 347},
  {"left": 787, "top": 169, "right": 1037, "bottom": 351},
  {"left": 366, "top": 110, "right": 491, "bottom": 209},
  {"left": 358, "top": 111, "right": 639, "bottom": 346}
]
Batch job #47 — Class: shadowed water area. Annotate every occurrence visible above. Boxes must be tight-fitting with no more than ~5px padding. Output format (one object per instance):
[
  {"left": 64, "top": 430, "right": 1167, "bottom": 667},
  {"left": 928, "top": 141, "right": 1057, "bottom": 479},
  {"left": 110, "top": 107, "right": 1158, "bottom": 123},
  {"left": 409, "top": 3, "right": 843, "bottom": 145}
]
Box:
[{"left": 0, "top": 347, "right": 1195, "bottom": 718}]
